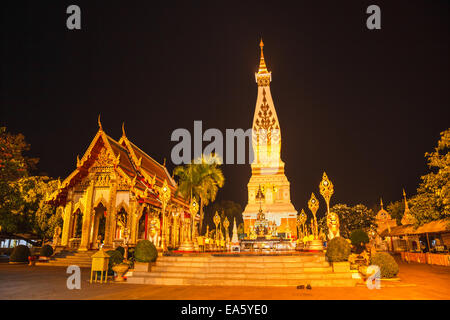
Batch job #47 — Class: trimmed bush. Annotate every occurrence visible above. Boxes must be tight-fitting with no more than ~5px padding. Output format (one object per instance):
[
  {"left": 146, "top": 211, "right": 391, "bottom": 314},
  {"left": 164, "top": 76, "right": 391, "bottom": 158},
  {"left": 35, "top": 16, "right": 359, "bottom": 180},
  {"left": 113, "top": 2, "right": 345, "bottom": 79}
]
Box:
[
  {"left": 371, "top": 252, "right": 399, "bottom": 278},
  {"left": 40, "top": 245, "right": 54, "bottom": 257},
  {"left": 115, "top": 246, "right": 125, "bottom": 257},
  {"left": 9, "top": 245, "right": 31, "bottom": 263},
  {"left": 350, "top": 229, "right": 370, "bottom": 254},
  {"left": 106, "top": 250, "right": 123, "bottom": 271},
  {"left": 134, "top": 240, "right": 158, "bottom": 263},
  {"left": 325, "top": 237, "right": 351, "bottom": 262}
]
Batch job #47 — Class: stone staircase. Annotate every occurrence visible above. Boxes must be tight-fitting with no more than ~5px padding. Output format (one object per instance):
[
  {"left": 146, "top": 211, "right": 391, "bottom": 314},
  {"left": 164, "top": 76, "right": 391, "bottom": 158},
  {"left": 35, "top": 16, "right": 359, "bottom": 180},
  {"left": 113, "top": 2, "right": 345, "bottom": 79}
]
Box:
[
  {"left": 127, "top": 253, "right": 357, "bottom": 287},
  {"left": 36, "top": 250, "right": 94, "bottom": 268}
]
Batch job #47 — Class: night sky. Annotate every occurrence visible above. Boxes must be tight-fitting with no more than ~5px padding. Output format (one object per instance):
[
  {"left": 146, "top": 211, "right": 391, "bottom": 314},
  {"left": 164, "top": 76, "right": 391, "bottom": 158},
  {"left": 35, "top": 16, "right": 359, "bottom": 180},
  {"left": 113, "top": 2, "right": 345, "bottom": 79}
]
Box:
[{"left": 2, "top": 1, "right": 449, "bottom": 218}]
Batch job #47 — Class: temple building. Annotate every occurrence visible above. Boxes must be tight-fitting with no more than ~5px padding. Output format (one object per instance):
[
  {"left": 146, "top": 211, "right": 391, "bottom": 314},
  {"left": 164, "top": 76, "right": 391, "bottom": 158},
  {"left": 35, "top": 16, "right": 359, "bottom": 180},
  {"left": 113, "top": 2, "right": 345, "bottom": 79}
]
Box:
[
  {"left": 242, "top": 40, "right": 298, "bottom": 238},
  {"left": 47, "top": 119, "right": 192, "bottom": 252},
  {"left": 373, "top": 198, "right": 397, "bottom": 251}
]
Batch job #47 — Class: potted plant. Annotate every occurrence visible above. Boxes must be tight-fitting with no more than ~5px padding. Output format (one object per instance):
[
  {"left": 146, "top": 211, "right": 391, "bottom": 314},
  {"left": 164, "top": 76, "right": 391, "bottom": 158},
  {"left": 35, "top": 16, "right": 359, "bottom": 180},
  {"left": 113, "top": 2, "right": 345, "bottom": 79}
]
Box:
[
  {"left": 134, "top": 240, "right": 158, "bottom": 272},
  {"left": 112, "top": 263, "right": 129, "bottom": 281},
  {"left": 9, "top": 245, "right": 31, "bottom": 264},
  {"left": 325, "top": 237, "right": 351, "bottom": 272}
]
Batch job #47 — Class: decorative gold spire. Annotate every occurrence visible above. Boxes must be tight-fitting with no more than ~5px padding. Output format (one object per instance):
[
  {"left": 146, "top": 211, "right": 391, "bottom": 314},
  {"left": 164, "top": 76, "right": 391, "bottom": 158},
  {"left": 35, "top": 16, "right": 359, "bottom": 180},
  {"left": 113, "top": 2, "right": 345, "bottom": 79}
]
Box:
[
  {"left": 98, "top": 114, "right": 103, "bottom": 131},
  {"left": 380, "top": 197, "right": 384, "bottom": 209},
  {"left": 255, "top": 38, "right": 272, "bottom": 86},
  {"left": 258, "top": 39, "right": 269, "bottom": 74},
  {"left": 403, "top": 188, "right": 409, "bottom": 210}
]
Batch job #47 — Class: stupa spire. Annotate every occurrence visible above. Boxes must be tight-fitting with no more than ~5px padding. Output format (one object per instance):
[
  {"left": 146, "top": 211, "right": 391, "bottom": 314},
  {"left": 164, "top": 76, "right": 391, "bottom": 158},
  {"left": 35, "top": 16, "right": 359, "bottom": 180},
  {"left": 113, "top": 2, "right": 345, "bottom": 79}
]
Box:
[
  {"left": 258, "top": 39, "right": 269, "bottom": 74},
  {"left": 380, "top": 197, "right": 384, "bottom": 209},
  {"left": 255, "top": 38, "right": 272, "bottom": 85}
]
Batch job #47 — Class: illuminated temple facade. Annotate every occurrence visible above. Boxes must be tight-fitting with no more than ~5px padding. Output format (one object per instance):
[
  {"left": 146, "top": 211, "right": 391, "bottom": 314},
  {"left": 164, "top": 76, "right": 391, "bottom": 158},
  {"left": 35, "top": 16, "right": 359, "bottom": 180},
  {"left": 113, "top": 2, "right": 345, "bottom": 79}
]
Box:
[
  {"left": 47, "top": 120, "right": 191, "bottom": 251},
  {"left": 242, "top": 40, "right": 298, "bottom": 237}
]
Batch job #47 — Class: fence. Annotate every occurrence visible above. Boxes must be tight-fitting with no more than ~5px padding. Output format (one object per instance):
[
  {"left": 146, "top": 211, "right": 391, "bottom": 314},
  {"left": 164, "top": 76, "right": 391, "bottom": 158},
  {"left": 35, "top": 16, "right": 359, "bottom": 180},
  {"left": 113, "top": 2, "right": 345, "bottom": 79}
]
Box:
[{"left": 401, "top": 252, "right": 450, "bottom": 266}]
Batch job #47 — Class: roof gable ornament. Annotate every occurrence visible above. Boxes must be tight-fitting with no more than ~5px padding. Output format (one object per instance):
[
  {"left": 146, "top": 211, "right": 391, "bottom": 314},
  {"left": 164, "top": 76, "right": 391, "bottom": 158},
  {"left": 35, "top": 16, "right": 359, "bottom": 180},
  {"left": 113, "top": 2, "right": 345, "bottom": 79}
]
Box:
[{"left": 98, "top": 114, "right": 103, "bottom": 131}]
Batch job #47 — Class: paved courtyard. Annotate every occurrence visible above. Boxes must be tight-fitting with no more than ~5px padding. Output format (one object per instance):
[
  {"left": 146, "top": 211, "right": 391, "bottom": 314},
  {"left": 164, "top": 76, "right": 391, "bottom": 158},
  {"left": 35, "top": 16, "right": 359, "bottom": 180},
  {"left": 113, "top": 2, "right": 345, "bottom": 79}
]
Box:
[{"left": 0, "top": 258, "right": 449, "bottom": 300}]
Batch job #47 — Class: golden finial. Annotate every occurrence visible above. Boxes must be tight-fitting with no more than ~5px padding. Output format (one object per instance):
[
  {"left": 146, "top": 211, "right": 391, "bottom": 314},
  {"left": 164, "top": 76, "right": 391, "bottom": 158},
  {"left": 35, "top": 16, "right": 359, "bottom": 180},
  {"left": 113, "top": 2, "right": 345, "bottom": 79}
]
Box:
[
  {"left": 380, "top": 197, "right": 384, "bottom": 209},
  {"left": 257, "top": 38, "right": 268, "bottom": 75},
  {"left": 98, "top": 114, "right": 103, "bottom": 131},
  {"left": 163, "top": 158, "right": 166, "bottom": 166},
  {"left": 76, "top": 155, "right": 81, "bottom": 167},
  {"left": 122, "top": 122, "right": 126, "bottom": 137},
  {"left": 403, "top": 188, "right": 409, "bottom": 210}
]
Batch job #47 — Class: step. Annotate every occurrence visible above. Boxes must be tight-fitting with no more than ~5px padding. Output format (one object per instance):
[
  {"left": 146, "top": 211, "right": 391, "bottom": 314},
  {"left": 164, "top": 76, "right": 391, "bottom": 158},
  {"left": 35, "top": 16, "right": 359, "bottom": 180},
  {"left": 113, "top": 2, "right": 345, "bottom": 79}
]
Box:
[
  {"left": 131, "top": 271, "right": 350, "bottom": 280},
  {"left": 159, "top": 255, "right": 325, "bottom": 263},
  {"left": 150, "top": 265, "right": 332, "bottom": 274},
  {"left": 154, "top": 261, "right": 329, "bottom": 269},
  {"left": 127, "top": 276, "right": 357, "bottom": 287}
]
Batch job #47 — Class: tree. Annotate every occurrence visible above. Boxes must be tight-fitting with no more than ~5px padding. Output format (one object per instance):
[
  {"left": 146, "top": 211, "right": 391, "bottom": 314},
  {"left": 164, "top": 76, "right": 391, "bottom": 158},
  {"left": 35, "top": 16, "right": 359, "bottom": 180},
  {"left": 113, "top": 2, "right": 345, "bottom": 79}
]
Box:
[
  {"left": 203, "top": 200, "right": 243, "bottom": 235},
  {"left": 410, "top": 128, "right": 450, "bottom": 225},
  {"left": 319, "top": 203, "right": 376, "bottom": 239},
  {"left": 174, "top": 154, "right": 225, "bottom": 233},
  {"left": 4, "top": 176, "right": 61, "bottom": 241},
  {"left": 386, "top": 200, "right": 405, "bottom": 226},
  {"left": 0, "top": 127, "right": 61, "bottom": 243}
]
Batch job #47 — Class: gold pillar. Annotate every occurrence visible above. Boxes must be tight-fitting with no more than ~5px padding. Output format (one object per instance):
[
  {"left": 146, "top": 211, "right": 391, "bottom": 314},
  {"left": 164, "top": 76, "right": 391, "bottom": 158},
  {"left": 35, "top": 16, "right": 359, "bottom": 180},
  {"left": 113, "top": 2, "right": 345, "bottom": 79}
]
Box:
[
  {"left": 103, "top": 181, "right": 117, "bottom": 249},
  {"left": 61, "top": 199, "right": 73, "bottom": 247},
  {"left": 79, "top": 180, "right": 95, "bottom": 251},
  {"left": 129, "top": 202, "right": 141, "bottom": 246}
]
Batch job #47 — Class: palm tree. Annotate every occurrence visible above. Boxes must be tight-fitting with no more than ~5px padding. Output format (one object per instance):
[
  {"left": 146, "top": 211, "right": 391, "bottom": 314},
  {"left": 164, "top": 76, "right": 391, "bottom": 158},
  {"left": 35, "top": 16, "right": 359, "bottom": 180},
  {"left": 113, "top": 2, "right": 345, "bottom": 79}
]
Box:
[{"left": 173, "top": 155, "right": 225, "bottom": 233}]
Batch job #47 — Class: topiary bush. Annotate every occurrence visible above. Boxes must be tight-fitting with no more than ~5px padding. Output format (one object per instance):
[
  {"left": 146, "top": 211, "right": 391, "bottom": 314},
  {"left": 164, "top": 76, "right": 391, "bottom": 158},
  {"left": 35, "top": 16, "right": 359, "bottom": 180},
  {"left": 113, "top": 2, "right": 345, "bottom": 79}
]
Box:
[
  {"left": 350, "top": 229, "right": 370, "bottom": 254},
  {"left": 325, "top": 237, "right": 351, "bottom": 262},
  {"left": 115, "top": 246, "right": 125, "bottom": 257},
  {"left": 9, "top": 245, "right": 31, "bottom": 262},
  {"left": 134, "top": 240, "right": 158, "bottom": 263},
  {"left": 40, "top": 245, "right": 54, "bottom": 257},
  {"left": 371, "top": 252, "right": 399, "bottom": 278},
  {"left": 106, "top": 250, "right": 123, "bottom": 271}
]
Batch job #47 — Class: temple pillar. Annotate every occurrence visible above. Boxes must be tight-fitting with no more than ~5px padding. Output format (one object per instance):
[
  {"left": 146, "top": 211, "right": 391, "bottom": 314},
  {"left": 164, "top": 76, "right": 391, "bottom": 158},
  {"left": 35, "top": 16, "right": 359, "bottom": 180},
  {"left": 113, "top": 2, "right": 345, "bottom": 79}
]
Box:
[
  {"left": 103, "top": 181, "right": 117, "bottom": 249},
  {"left": 129, "top": 199, "right": 139, "bottom": 246},
  {"left": 79, "top": 180, "right": 95, "bottom": 251},
  {"left": 61, "top": 199, "right": 73, "bottom": 247}
]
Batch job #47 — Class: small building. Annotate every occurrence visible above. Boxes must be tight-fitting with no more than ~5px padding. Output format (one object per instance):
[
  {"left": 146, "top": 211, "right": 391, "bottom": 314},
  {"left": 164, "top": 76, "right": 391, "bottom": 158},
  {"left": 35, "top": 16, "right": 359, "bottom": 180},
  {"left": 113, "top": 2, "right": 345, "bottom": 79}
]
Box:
[{"left": 46, "top": 119, "right": 191, "bottom": 252}]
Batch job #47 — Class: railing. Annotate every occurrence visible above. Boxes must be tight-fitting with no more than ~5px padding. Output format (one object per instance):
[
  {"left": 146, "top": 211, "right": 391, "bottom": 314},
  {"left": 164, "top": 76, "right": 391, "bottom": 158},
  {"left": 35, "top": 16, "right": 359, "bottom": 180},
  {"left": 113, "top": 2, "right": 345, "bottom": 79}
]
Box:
[{"left": 401, "top": 252, "right": 450, "bottom": 266}]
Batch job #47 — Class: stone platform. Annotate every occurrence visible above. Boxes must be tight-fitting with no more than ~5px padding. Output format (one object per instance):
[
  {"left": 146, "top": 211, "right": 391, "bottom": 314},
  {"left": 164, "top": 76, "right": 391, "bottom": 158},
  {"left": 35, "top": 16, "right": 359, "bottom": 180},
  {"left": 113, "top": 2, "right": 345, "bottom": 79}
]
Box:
[
  {"left": 35, "top": 250, "right": 95, "bottom": 268},
  {"left": 127, "top": 253, "right": 357, "bottom": 287}
]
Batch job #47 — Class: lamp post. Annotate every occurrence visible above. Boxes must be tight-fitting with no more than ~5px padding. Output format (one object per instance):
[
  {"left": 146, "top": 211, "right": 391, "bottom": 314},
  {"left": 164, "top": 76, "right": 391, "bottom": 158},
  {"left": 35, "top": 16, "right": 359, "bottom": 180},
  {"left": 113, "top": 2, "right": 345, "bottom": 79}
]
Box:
[
  {"left": 159, "top": 179, "right": 171, "bottom": 252},
  {"left": 223, "top": 216, "right": 230, "bottom": 244},
  {"left": 213, "top": 211, "right": 220, "bottom": 250},
  {"left": 307, "top": 192, "right": 323, "bottom": 251},
  {"left": 308, "top": 193, "right": 319, "bottom": 239},
  {"left": 319, "top": 172, "right": 334, "bottom": 215}
]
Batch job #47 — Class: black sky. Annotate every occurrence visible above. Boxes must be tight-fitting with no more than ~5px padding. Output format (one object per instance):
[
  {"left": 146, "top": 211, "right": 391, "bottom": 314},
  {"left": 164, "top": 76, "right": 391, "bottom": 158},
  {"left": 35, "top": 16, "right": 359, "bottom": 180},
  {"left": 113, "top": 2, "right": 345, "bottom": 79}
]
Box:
[{"left": 1, "top": 1, "right": 449, "bottom": 218}]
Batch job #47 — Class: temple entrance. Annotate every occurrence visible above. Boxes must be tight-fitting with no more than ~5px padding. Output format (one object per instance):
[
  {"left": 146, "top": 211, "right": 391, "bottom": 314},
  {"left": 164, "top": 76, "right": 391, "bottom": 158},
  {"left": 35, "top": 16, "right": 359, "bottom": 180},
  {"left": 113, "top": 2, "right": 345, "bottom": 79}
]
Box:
[
  {"left": 138, "top": 208, "right": 148, "bottom": 240},
  {"left": 91, "top": 203, "right": 106, "bottom": 249},
  {"left": 113, "top": 208, "right": 128, "bottom": 247},
  {"left": 68, "top": 209, "right": 83, "bottom": 249}
]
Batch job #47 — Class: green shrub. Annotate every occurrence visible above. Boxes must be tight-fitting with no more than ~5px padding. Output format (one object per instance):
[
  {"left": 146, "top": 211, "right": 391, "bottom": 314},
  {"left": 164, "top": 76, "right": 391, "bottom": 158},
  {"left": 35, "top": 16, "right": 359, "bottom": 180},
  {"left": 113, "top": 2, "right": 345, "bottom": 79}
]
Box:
[
  {"left": 325, "top": 237, "right": 351, "bottom": 262},
  {"left": 115, "top": 246, "right": 125, "bottom": 257},
  {"left": 371, "top": 252, "right": 399, "bottom": 278},
  {"left": 134, "top": 240, "right": 158, "bottom": 262},
  {"left": 9, "top": 245, "right": 31, "bottom": 262},
  {"left": 350, "top": 229, "right": 370, "bottom": 254},
  {"left": 106, "top": 250, "right": 123, "bottom": 271},
  {"left": 39, "top": 245, "right": 54, "bottom": 257}
]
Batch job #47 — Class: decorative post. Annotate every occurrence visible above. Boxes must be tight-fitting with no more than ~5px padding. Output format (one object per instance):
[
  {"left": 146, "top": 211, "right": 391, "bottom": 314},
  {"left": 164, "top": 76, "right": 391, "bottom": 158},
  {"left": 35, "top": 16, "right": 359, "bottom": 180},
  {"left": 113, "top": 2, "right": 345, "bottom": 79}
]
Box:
[
  {"left": 308, "top": 193, "right": 319, "bottom": 239},
  {"left": 159, "top": 179, "right": 171, "bottom": 252},
  {"left": 296, "top": 209, "right": 307, "bottom": 250},
  {"left": 178, "top": 197, "right": 198, "bottom": 252},
  {"left": 307, "top": 192, "right": 323, "bottom": 251},
  {"left": 223, "top": 216, "right": 230, "bottom": 250},
  {"left": 190, "top": 197, "right": 200, "bottom": 251},
  {"left": 319, "top": 172, "right": 334, "bottom": 214},
  {"left": 213, "top": 211, "right": 220, "bottom": 250}
]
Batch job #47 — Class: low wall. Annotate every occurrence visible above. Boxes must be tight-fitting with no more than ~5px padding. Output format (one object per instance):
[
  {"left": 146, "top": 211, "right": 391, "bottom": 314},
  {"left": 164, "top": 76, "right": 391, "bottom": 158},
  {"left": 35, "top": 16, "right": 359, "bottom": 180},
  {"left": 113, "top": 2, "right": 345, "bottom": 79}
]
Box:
[{"left": 401, "top": 252, "right": 450, "bottom": 266}]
